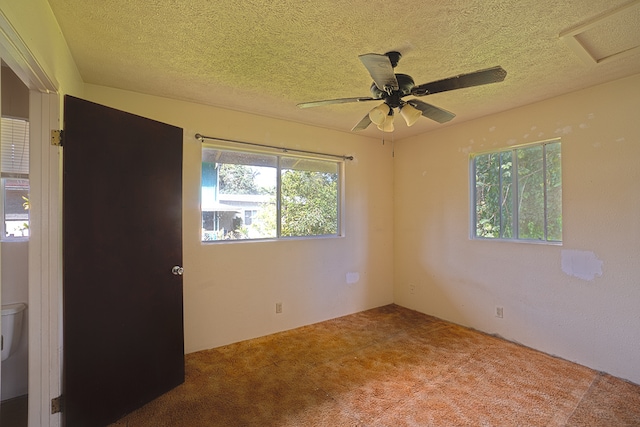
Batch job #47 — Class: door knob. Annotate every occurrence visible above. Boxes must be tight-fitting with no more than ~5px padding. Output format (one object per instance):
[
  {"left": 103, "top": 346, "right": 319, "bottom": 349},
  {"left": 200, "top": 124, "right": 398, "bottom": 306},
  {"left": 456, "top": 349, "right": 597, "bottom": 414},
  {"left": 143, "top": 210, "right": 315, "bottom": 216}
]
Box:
[{"left": 171, "top": 266, "right": 184, "bottom": 276}]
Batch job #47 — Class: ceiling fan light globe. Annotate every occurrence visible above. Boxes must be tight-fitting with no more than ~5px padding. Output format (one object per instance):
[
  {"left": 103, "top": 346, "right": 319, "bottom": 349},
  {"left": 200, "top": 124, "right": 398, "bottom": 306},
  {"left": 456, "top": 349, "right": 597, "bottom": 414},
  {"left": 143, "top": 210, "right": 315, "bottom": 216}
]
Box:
[
  {"left": 400, "top": 103, "right": 422, "bottom": 127},
  {"left": 378, "top": 114, "right": 395, "bottom": 132},
  {"left": 368, "top": 104, "right": 390, "bottom": 125}
]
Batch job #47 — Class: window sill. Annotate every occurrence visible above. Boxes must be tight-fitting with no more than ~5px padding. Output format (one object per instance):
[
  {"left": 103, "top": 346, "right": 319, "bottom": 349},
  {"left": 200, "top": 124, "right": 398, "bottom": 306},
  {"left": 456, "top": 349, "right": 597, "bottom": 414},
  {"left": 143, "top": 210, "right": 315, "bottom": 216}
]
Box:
[
  {"left": 471, "top": 237, "right": 562, "bottom": 246},
  {"left": 1, "top": 237, "right": 29, "bottom": 243}
]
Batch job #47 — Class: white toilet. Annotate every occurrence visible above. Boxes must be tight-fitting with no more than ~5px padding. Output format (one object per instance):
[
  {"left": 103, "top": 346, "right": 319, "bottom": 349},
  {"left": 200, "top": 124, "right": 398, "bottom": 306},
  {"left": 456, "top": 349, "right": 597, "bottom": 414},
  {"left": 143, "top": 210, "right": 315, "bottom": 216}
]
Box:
[{"left": 1, "top": 302, "right": 27, "bottom": 362}]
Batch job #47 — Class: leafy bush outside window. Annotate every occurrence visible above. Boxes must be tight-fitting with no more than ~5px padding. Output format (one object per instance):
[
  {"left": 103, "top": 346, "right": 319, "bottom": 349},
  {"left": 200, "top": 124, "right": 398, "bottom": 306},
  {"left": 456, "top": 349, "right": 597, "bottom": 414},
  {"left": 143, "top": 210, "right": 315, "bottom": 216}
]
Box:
[
  {"left": 471, "top": 139, "right": 562, "bottom": 242},
  {"left": 201, "top": 147, "right": 341, "bottom": 241}
]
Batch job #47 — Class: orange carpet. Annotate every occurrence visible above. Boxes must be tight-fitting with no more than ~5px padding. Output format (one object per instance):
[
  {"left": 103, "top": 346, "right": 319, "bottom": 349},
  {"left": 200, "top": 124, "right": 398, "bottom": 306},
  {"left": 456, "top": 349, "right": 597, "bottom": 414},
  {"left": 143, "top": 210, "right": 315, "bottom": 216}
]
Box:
[{"left": 111, "top": 305, "right": 640, "bottom": 426}]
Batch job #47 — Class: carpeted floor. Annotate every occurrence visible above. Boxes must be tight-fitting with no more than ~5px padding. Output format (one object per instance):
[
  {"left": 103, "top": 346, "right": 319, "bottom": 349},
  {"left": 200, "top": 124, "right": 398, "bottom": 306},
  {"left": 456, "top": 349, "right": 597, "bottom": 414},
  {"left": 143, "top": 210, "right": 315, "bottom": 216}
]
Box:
[{"left": 111, "top": 304, "right": 640, "bottom": 426}]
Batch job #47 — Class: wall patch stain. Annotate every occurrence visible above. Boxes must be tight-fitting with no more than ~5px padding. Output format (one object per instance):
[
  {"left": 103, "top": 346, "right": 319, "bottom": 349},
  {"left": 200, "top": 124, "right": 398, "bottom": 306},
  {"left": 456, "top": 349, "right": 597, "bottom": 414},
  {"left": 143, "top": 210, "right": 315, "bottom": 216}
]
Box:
[
  {"left": 346, "top": 272, "right": 360, "bottom": 284},
  {"left": 561, "top": 250, "right": 603, "bottom": 281},
  {"left": 555, "top": 126, "right": 573, "bottom": 135}
]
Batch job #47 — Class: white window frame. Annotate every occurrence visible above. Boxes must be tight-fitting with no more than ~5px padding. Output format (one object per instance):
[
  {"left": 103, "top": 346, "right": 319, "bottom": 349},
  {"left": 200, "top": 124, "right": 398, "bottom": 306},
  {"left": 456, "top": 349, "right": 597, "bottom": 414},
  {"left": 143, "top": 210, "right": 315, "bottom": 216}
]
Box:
[
  {"left": 201, "top": 144, "right": 345, "bottom": 243},
  {"left": 470, "top": 139, "right": 562, "bottom": 244}
]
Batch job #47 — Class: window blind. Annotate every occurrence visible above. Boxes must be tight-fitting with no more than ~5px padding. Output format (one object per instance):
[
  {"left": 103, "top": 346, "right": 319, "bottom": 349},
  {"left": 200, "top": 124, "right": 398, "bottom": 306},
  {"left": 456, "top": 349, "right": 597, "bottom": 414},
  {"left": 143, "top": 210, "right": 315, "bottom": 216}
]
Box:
[{"left": 1, "top": 117, "right": 29, "bottom": 177}]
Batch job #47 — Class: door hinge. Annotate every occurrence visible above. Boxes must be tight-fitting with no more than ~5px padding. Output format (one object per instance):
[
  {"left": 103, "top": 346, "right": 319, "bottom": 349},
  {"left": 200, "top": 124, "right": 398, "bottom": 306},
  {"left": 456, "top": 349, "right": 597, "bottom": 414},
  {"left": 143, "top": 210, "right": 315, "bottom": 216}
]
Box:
[
  {"left": 51, "top": 129, "right": 64, "bottom": 147},
  {"left": 51, "top": 395, "right": 64, "bottom": 414}
]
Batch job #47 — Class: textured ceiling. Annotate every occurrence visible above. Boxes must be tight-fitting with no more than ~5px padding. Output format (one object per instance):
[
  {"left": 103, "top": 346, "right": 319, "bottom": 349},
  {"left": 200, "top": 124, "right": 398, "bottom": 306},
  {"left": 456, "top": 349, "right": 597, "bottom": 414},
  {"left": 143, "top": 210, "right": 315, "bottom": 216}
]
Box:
[{"left": 47, "top": 0, "right": 640, "bottom": 140}]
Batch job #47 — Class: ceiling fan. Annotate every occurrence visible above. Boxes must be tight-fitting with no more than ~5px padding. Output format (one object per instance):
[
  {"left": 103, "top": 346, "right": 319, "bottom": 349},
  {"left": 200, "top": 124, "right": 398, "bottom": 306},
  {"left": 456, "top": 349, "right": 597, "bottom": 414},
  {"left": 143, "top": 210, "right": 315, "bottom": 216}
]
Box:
[{"left": 297, "top": 51, "right": 507, "bottom": 132}]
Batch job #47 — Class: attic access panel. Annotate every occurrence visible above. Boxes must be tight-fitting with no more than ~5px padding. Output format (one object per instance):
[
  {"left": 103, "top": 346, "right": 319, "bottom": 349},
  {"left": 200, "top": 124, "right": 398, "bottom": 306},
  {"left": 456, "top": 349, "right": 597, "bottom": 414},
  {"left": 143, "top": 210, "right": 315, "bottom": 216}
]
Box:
[{"left": 560, "top": 0, "right": 640, "bottom": 64}]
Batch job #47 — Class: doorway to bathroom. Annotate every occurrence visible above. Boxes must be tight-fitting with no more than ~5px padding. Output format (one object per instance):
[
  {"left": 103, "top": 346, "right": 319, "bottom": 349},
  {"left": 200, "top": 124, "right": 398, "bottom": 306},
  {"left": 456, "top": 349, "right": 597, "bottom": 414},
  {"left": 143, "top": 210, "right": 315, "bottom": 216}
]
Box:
[{"left": 0, "top": 61, "right": 30, "bottom": 427}]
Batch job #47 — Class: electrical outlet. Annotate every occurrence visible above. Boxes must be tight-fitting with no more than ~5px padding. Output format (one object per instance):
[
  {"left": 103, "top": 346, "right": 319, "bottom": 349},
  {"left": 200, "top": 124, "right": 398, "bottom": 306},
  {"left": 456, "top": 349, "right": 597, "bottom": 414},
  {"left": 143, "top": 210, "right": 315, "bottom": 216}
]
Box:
[
  {"left": 496, "top": 306, "right": 504, "bottom": 318},
  {"left": 409, "top": 283, "right": 416, "bottom": 294},
  {"left": 276, "top": 302, "right": 282, "bottom": 314}
]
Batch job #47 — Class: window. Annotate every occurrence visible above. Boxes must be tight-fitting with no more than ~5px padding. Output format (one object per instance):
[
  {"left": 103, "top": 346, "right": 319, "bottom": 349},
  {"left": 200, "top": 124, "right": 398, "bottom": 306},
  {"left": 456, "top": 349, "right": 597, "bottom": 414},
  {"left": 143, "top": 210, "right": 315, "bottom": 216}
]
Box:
[
  {"left": 244, "top": 209, "right": 258, "bottom": 226},
  {"left": 1, "top": 117, "right": 30, "bottom": 239},
  {"left": 201, "top": 147, "right": 341, "bottom": 241},
  {"left": 471, "top": 139, "right": 562, "bottom": 242}
]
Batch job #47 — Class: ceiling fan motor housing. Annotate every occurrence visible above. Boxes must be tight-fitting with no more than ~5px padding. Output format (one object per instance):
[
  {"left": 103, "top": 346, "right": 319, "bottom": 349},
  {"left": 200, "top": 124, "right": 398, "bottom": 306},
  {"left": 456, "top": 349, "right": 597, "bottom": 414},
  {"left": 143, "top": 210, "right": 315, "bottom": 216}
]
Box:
[{"left": 369, "top": 73, "right": 415, "bottom": 108}]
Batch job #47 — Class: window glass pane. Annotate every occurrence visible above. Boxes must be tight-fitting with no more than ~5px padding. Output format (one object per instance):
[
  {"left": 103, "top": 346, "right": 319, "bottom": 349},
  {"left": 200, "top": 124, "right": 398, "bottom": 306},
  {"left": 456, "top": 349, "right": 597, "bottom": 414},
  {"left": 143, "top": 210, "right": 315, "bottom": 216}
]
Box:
[
  {"left": 474, "top": 153, "right": 501, "bottom": 238},
  {"left": 201, "top": 148, "right": 277, "bottom": 241},
  {"left": 500, "top": 151, "right": 513, "bottom": 238},
  {"left": 472, "top": 140, "right": 561, "bottom": 243},
  {"left": 4, "top": 178, "right": 29, "bottom": 237},
  {"left": 517, "top": 145, "right": 544, "bottom": 240},
  {"left": 280, "top": 157, "right": 338, "bottom": 237},
  {"left": 2, "top": 117, "right": 30, "bottom": 239},
  {"left": 545, "top": 142, "right": 563, "bottom": 241}
]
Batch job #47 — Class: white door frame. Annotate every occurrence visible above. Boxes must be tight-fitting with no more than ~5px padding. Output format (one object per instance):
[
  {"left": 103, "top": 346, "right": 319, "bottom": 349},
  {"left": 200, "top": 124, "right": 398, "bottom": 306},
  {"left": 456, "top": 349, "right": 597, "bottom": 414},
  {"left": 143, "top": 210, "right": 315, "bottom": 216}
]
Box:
[
  {"left": 0, "top": 11, "right": 62, "bottom": 427},
  {"left": 28, "top": 92, "right": 61, "bottom": 427}
]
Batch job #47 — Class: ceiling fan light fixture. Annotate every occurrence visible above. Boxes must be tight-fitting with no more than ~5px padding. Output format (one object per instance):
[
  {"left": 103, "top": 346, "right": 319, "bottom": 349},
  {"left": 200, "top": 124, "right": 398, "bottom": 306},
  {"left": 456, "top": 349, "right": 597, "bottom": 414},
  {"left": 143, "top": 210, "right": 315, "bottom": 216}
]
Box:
[
  {"left": 377, "top": 111, "right": 395, "bottom": 132},
  {"left": 400, "top": 103, "right": 422, "bottom": 127},
  {"left": 368, "top": 103, "right": 391, "bottom": 125}
]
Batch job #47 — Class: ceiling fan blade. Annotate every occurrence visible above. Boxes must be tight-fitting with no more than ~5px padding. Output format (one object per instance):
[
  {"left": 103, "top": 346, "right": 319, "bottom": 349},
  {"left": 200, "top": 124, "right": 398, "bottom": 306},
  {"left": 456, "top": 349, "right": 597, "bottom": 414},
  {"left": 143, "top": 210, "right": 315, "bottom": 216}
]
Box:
[
  {"left": 359, "top": 53, "right": 399, "bottom": 92},
  {"left": 407, "top": 99, "right": 456, "bottom": 123},
  {"left": 411, "top": 66, "right": 507, "bottom": 96},
  {"left": 351, "top": 113, "right": 372, "bottom": 131},
  {"left": 297, "top": 97, "right": 378, "bottom": 108}
]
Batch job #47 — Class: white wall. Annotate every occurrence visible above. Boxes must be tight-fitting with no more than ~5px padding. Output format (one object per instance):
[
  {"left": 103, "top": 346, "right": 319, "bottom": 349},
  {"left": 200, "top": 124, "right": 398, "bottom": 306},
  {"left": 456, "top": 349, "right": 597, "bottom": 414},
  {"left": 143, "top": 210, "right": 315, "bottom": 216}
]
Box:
[
  {"left": 1, "top": 242, "right": 29, "bottom": 400},
  {"left": 0, "top": 0, "right": 83, "bottom": 97},
  {"left": 394, "top": 73, "right": 640, "bottom": 384},
  {"left": 83, "top": 84, "right": 395, "bottom": 353}
]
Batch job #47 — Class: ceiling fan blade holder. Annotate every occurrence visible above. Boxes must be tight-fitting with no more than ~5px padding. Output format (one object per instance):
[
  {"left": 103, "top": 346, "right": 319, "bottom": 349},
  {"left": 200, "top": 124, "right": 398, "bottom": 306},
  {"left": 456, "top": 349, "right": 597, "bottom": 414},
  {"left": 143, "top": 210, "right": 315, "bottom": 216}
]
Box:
[
  {"left": 412, "top": 66, "right": 507, "bottom": 96},
  {"left": 407, "top": 99, "right": 456, "bottom": 123},
  {"left": 359, "top": 53, "right": 399, "bottom": 93}
]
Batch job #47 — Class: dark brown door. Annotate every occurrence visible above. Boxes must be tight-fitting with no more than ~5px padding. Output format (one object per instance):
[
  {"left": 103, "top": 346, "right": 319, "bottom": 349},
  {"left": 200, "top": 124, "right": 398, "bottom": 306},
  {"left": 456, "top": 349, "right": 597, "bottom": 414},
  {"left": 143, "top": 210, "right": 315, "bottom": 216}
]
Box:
[{"left": 62, "top": 96, "right": 184, "bottom": 426}]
